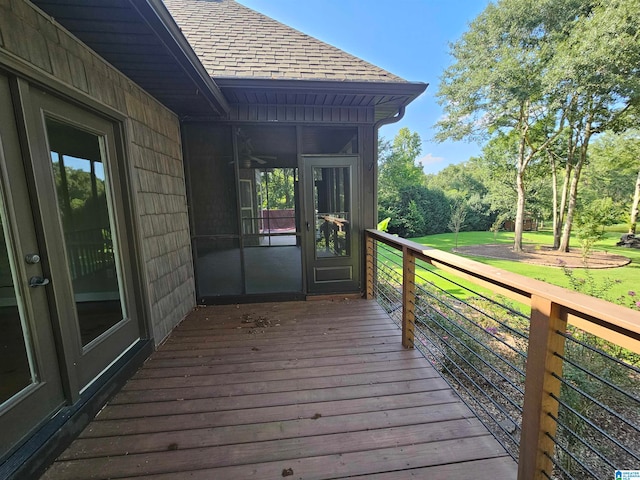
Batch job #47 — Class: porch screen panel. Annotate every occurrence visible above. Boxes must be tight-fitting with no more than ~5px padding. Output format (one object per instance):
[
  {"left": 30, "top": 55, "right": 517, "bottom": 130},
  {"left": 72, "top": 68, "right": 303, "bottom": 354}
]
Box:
[
  {"left": 301, "top": 127, "right": 358, "bottom": 154},
  {"left": 184, "top": 124, "right": 242, "bottom": 296}
]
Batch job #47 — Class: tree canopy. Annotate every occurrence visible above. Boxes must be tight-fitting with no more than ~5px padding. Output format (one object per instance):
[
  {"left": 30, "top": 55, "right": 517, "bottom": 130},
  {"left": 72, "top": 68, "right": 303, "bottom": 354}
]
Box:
[{"left": 434, "top": 0, "right": 640, "bottom": 251}]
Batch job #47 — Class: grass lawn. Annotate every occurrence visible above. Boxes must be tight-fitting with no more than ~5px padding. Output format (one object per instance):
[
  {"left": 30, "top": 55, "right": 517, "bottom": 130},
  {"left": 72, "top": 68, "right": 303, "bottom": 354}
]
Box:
[{"left": 409, "top": 229, "right": 640, "bottom": 307}]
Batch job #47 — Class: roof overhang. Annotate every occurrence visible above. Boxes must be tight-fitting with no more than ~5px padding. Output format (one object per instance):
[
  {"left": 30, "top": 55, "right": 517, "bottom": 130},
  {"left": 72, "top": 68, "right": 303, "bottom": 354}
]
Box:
[
  {"left": 214, "top": 78, "right": 428, "bottom": 123},
  {"left": 31, "top": 0, "right": 229, "bottom": 118}
]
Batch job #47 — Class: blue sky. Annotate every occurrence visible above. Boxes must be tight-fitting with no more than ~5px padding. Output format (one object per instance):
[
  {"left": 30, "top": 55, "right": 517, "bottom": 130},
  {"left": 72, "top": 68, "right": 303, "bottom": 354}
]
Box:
[{"left": 237, "top": 0, "right": 491, "bottom": 174}]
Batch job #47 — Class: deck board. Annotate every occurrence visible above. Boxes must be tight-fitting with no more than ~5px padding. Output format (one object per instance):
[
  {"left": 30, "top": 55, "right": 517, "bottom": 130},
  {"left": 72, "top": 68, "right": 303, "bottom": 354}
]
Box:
[{"left": 42, "top": 299, "right": 517, "bottom": 479}]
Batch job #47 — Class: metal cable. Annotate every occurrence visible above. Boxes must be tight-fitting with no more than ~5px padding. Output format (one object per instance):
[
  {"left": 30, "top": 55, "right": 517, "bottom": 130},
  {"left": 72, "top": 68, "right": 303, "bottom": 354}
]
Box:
[
  {"left": 545, "top": 432, "right": 601, "bottom": 479},
  {"left": 412, "top": 288, "right": 527, "bottom": 377},
  {"left": 550, "top": 392, "right": 640, "bottom": 463},
  {"left": 412, "top": 315, "right": 523, "bottom": 428},
  {"left": 412, "top": 299, "right": 525, "bottom": 399}
]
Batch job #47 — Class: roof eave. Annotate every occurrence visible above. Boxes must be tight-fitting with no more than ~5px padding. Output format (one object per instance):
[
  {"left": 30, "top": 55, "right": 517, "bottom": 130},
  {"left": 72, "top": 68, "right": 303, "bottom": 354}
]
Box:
[
  {"left": 214, "top": 77, "right": 427, "bottom": 97},
  {"left": 135, "top": 0, "right": 230, "bottom": 116},
  {"left": 215, "top": 77, "right": 428, "bottom": 122}
]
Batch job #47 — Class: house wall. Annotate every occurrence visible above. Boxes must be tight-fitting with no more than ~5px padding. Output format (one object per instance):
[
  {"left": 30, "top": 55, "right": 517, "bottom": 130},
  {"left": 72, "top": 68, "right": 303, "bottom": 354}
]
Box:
[{"left": 0, "top": 0, "right": 195, "bottom": 344}]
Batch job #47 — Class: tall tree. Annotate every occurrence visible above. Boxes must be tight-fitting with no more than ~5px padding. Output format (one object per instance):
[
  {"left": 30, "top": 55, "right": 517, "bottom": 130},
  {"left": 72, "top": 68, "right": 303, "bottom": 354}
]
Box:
[
  {"left": 435, "top": 0, "right": 574, "bottom": 251},
  {"left": 587, "top": 130, "right": 640, "bottom": 233},
  {"left": 378, "top": 127, "right": 424, "bottom": 202},
  {"left": 549, "top": 0, "right": 640, "bottom": 250}
]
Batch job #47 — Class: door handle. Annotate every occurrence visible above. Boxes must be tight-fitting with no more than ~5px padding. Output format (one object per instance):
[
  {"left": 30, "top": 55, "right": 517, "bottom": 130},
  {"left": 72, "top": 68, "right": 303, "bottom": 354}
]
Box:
[
  {"left": 29, "top": 276, "right": 50, "bottom": 288},
  {"left": 306, "top": 221, "right": 310, "bottom": 231}
]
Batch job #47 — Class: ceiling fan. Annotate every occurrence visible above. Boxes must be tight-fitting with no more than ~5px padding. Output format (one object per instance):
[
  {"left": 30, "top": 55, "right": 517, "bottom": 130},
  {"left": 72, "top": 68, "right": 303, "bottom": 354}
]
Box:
[{"left": 233, "top": 128, "right": 277, "bottom": 168}]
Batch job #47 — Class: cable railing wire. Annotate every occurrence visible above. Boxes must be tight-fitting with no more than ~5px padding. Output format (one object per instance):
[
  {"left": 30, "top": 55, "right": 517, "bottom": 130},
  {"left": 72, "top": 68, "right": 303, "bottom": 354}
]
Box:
[
  {"left": 550, "top": 391, "right": 640, "bottom": 463},
  {"left": 545, "top": 432, "right": 602, "bottom": 479},
  {"left": 413, "top": 280, "right": 528, "bottom": 368},
  {"left": 551, "top": 370, "right": 640, "bottom": 433},
  {"left": 558, "top": 330, "right": 640, "bottom": 375},
  {"left": 412, "top": 298, "right": 526, "bottom": 400},
  {"left": 412, "top": 323, "right": 521, "bottom": 456},
  {"left": 413, "top": 265, "right": 530, "bottom": 343},
  {"left": 411, "top": 305, "right": 522, "bottom": 447},
  {"left": 413, "top": 256, "right": 530, "bottom": 327},
  {"left": 543, "top": 451, "right": 579, "bottom": 480},
  {"left": 548, "top": 412, "right": 618, "bottom": 471}
]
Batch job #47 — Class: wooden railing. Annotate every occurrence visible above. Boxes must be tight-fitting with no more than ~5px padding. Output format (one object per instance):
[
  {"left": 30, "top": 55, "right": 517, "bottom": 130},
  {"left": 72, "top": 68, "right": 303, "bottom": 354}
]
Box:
[{"left": 365, "top": 229, "right": 640, "bottom": 480}]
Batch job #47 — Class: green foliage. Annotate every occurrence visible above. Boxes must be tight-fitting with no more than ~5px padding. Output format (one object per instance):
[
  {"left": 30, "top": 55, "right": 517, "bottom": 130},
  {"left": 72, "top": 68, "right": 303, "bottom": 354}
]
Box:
[
  {"left": 435, "top": 0, "right": 640, "bottom": 251},
  {"left": 427, "top": 162, "right": 495, "bottom": 231},
  {"left": 575, "top": 197, "right": 617, "bottom": 261},
  {"left": 378, "top": 129, "right": 453, "bottom": 238},
  {"left": 378, "top": 127, "right": 425, "bottom": 204},
  {"left": 447, "top": 201, "right": 467, "bottom": 248},
  {"left": 381, "top": 185, "right": 450, "bottom": 238},
  {"left": 259, "top": 168, "right": 296, "bottom": 209},
  {"left": 377, "top": 217, "right": 391, "bottom": 232}
]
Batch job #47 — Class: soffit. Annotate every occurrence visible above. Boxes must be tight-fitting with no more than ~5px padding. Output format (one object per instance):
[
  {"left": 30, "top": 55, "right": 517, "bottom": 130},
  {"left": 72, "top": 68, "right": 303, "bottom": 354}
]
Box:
[
  {"left": 31, "top": 0, "right": 229, "bottom": 117},
  {"left": 216, "top": 78, "right": 427, "bottom": 123}
]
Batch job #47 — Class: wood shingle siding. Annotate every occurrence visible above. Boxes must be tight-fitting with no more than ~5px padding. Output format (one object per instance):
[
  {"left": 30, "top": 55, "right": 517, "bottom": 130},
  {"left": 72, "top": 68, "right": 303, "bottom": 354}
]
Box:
[{"left": 0, "top": 0, "right": 194, "bottom": 344}]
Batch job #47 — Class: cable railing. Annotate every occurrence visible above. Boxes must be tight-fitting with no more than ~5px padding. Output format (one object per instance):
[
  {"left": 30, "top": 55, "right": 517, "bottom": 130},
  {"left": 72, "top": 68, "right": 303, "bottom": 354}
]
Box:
[{"left": 365, "top": 229, "right": 640, "bottom": 480}]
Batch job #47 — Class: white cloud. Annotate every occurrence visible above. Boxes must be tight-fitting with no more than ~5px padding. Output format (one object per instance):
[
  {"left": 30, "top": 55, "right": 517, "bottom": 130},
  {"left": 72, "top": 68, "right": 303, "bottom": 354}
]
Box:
[{"left": 418, "top": 153, "right": 445, "bottom": 166}]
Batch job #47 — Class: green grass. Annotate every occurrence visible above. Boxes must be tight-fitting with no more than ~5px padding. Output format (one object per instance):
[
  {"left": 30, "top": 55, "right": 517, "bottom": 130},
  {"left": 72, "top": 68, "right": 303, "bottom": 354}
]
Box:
[{"left": 408, "top": 230, "right": 640, "bottom": 307}]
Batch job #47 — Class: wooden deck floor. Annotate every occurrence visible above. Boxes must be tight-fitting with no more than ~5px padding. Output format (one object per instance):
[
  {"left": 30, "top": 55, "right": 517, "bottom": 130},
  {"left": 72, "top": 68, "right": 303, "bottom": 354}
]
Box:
[{"left": 42, "top": 299, "right": 517, "bottom": 479}]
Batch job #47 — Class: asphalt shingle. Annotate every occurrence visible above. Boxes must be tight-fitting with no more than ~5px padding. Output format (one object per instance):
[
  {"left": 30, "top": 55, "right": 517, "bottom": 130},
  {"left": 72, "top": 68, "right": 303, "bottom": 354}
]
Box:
[{"left": 163, "top": 0, "right": 407, "bottom": 82}]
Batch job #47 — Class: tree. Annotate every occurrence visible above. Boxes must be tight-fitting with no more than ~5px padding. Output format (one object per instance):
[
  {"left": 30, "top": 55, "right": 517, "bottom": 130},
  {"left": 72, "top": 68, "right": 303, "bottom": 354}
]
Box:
[
  {"left": 435, "top": 0, "right": 574, "bottom": 251},
  {"left": 426, "top": 163, "right": 494, "bottom": 231},
  {"left": 586, "top": 130, "right": 640, "bottom": 233},
  {"left": 448, "top": 201, "right": 467, "bottom": 248},
  {"left": 378, "top": 129, "right": 433, "bottom": 237},
  {"left": 378, "top": 127, "right": 425, "bottom": 204},
  {"left": 383, "top": 185, "right": 451, "bottom": 238},
  {"left": 549, "top": 0, "right": 640, "bottom": 250},
  {"left": 575, "top": 197, "right": 616, "bottom": 263}
]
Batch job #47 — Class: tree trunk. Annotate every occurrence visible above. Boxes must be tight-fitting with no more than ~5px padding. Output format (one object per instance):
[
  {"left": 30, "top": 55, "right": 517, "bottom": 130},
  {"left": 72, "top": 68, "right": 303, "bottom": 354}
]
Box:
[
  {"left": 555, "top": 162, "right": 571, "bottom": 249},
  {"left": 628, "top": 168, "right": 640, "bottom": 234},
  {"left": 559, "top": 125, "right": 591, "bottom": 252},
  {"left": 514, "top": 170, "right": 526, "bottom": 252},
  {"left": 514, "top": 126, "right": 528, "bottom": 252},
  {"left": 549, "top": 151, "right": 559, "bottom": 249},
  {"left": 558, "top": 165, "right": 581, "bottom": 252}
]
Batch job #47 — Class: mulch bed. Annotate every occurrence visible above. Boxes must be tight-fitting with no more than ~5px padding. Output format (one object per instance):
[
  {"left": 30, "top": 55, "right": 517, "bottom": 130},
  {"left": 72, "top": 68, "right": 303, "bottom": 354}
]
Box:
[{"left": 453, "top": 244, "right": 630, "bottom": 269}]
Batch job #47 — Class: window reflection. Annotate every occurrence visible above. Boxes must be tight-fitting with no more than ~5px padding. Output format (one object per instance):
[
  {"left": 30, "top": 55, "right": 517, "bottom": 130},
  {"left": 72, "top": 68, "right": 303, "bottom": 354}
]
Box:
[
  {"left": 0, "top": 207, "right": 34, "bottom": 405},
  {"left": 47, "top": 119, "right": 124, "bottom": 346}
]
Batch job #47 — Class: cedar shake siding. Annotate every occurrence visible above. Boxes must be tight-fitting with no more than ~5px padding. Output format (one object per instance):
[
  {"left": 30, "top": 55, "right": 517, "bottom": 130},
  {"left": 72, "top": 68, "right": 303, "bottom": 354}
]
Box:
[{"left": 0, "top": 0, "right": 194, "bottom": 344}]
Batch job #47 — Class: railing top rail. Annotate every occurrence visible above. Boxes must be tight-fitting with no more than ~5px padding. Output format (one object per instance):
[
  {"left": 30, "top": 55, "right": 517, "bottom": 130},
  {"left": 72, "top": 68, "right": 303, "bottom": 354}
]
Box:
[{"left": 366, "top": 229, "right": 640, "bottom": 352}]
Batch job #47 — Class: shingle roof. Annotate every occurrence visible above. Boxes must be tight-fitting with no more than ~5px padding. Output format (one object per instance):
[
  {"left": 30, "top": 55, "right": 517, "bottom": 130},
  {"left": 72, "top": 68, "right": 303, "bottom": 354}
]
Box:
[{"left": 163, "top": 0, "right": 407, "bottom": 83}]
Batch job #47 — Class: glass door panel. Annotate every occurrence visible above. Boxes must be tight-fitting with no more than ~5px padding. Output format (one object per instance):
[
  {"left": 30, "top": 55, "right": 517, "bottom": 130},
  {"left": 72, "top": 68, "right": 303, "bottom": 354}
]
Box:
[
  {"left": 29, "top": 88, "right": 141, "bottom": 391},
  {"left": 47, "top": 120, "right": 125, "bottom": 347},
  {"left": 0, "top": 213, "right": 35, "bottom": 405},
  {"left": 314, "top": 166, "right": 351, "bottom": 258},
  {"left": 304, "top": 156, "right": 360, "bottom": 294},
  {"left": 0, "top": 74, "right": 64, "bottom": 460}
]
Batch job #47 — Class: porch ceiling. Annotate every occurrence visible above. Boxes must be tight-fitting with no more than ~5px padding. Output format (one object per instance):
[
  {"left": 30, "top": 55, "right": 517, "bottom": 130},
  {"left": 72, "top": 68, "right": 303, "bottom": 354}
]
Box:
[
  {"left": 31, "top": 0, "right": 229, "bottom": 117},
  {"left": 216, "top": 78, "right": 428, "bottom": 123}
]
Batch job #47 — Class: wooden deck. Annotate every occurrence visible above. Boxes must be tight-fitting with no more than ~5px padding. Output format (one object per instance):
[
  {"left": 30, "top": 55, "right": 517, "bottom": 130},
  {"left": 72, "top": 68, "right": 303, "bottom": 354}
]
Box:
[{"left": 42, "top": 299, "right": 517, "bottom": 479}]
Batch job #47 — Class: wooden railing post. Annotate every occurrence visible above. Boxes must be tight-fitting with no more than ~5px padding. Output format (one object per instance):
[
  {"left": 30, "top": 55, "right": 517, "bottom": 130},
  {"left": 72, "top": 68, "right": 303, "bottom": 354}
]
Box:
[
  {"left": 402, "top": 246, "right": 415, "bottom": 349},
  {"left": 365, "top": 233, "right": 375, "bottom": 300},
  {"left": 518, "top": 295, "right": 567, "bottom": 480}
]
